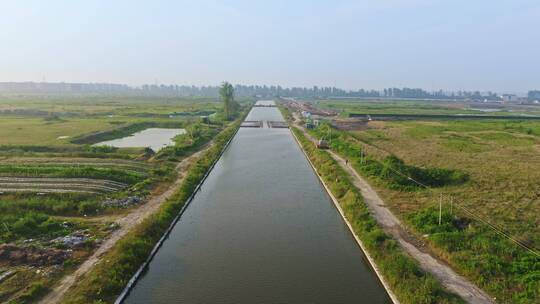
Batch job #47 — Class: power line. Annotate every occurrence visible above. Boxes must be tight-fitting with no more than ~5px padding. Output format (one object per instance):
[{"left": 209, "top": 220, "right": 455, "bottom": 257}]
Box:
[
  {"left": 451, "top": 201, "right": 540, "bottom": 258},
  {"left": 314, "top": 122, "right": 540, "bottom": 257},
  {"left": 360, "top": 144, "right": 540, "bottom": 258}
]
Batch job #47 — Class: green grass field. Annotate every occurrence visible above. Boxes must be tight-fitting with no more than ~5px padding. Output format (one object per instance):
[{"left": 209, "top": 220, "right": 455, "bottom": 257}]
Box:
[
  {"left": 357, "top": 119, "right": 540, "bottom": 234},
  {"left": 313, "top": 99, "right": 540, "bottom": 117},
  {"left": 0, "top": 94, "right": 234, "bottom": 303},
  {"left": 298, "top": 98, "right": 540, "bottom": 303}
]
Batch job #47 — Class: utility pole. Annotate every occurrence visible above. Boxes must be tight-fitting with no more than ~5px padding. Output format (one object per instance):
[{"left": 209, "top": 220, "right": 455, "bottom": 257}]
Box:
[
  {"left": 439, "top": 194, "right": 443, "bottom": 225},
  {"left": 450, "top": 196, "right": 453, "bottom": 215},
  {"left": 360, "top": 148, "right": 364, "bottom": 165},
  {"left": 328, "top": 126, "right": 331, "bottom": 145}
]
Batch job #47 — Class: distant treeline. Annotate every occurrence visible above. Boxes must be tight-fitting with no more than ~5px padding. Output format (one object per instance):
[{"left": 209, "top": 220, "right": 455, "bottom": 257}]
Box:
[{"left": 0, "top": 82, "right": 537, "bottom": 101}]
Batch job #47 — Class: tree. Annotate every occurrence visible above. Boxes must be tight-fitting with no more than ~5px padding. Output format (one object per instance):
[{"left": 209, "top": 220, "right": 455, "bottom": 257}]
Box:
[
  {"left": 219, "top": 82, "right": 236, "bottom": 120},
  {"left": 186, "top": 123, "right": 202, "bottom": 140}
]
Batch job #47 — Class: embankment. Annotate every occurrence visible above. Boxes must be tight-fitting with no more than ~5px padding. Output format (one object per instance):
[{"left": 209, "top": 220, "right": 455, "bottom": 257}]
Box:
[
  {"left": 59, "top": 118, "right": 243, "bottom": 304},
  {"left": 290, "top": 126, "right": 463, "bottom": 304}
]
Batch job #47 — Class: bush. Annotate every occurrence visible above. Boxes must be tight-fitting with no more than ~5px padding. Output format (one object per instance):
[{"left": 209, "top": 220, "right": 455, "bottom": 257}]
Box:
[
  {"left": 0, "top": 212, "right": 73, "bottom": 242},
  {"left": 78, "top": 201, "right": 102, "bottom": 216}
]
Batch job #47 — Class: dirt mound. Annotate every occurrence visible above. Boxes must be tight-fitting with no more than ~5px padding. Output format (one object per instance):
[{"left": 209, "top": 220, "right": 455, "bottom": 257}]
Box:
[{"left": 0, "top": 244, "right": 68, "bottom": 266}]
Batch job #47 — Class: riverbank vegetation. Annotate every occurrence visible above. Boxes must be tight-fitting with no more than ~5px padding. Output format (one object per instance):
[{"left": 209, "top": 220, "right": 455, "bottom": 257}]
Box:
[
  {"left": 62, "top": 116, "right": 244, "bottom": 304},
  {"left": 286, "top": 100, "right": 540, "bottom": 303},
  {"left": 0, "top": 94, "right": 249, "bottom": 303},
  {"left": 309, "top": 123, "right": 469, "bottom": 191},
  {"left": 291, "top": 127, "right": 463, "bottom": 304}
]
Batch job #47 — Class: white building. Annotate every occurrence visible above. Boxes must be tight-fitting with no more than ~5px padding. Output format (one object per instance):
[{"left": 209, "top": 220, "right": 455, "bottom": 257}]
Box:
[{"left": 501, "top": 94, "right": 519, "bottom": 103}]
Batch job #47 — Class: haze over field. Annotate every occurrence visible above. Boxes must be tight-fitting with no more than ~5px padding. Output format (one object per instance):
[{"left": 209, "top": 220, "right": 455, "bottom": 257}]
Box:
[{"left": 1, "top": 0, "right": 539, "bottom": 92}]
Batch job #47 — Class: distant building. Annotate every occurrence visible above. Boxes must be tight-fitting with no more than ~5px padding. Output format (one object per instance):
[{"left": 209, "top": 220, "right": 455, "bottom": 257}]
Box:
[
  {"left": 528, "top": 90, "right": 540, "bottom": 102},
  {"left": 501, "top": 94, "right": 519, "bottom": 103}
]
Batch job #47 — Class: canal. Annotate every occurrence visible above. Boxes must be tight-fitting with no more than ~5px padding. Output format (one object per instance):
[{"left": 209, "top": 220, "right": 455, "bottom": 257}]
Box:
[{"left": 124, "top": 101, "right": 391, "bottom": 303}]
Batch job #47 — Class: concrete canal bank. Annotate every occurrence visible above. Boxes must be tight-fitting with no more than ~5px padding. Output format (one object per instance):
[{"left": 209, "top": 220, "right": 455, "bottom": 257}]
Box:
[{"left": 122, "top": 101, "right": 392, "bottom": 303}]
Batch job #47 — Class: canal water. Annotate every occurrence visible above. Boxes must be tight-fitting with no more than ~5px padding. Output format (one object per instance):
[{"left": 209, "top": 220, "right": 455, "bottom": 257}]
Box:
[{"left": 124, "top": 101, "right": 391, "bottom": 303}]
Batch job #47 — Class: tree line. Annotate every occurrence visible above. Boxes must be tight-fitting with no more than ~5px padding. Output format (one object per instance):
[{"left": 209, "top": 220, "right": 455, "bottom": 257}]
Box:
[{"left": 0, "top": 82, "right": 537, "bottom": 102}]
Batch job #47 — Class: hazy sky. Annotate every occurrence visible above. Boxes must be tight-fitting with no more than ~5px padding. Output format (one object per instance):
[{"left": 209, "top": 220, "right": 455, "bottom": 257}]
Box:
[{"left": 1, "top": 0, "right": 539, "bottom": 92}]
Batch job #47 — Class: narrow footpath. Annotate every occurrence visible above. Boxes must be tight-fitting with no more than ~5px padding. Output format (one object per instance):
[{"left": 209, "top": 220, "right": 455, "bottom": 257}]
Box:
[
  {"left": 293, "top": 118, "right": 494, "bottom": 304},
  {"left": 39, "top": 143, "right": 213, "bottom": 304}
]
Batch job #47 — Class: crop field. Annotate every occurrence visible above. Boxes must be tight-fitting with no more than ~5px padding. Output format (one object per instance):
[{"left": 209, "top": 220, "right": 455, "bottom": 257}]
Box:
[
  {"left": 350, "top": 119, "right": 540, "bottom": 235},
  {"left": 0, "top": 95, "right": 222, "bottom": 115},
  {"left": 314, "top": 98, "right": 540, "bottom": 117},
  {"left": 299, "top": 99, "right": 540, "bottom": 303},
  {"left": 0, "top": 94, "right": 230, "bottom": 303}
]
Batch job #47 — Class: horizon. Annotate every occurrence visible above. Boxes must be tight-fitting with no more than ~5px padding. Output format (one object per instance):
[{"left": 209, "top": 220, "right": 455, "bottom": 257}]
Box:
[
  {"left": 0, "top": 80, "right": 535, "bottom": 96},
  {"left": 1, "top": 1, "right": 539, "bottom": 92}
]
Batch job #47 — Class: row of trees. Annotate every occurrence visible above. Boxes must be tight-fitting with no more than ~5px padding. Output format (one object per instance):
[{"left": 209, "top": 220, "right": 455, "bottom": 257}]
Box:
[
  {"left": 1, "top": 82, "right": 536, "bottom": 102},
  {"left": 137, "top": 84, "right": 505, "bottom": 100},
  {"left": 382, "top": 88, "right": 500, "bottom": 100}
]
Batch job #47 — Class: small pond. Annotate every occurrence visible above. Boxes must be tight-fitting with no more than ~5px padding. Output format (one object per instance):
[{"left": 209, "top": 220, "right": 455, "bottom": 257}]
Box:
[{"left": 95, "top": 128, "right": 185, "bottom": 152}]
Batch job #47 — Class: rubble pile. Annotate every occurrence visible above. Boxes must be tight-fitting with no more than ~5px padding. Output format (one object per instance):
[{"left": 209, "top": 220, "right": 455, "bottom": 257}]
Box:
[
  {"left": 102, "top": 196, "right": 143, "bottom": 208},
  {"left": 52, "top": 230, "right": 90, "bottom": 248},
  {"left": 0, "top": 244, "right": 68, "bottom": 266}
]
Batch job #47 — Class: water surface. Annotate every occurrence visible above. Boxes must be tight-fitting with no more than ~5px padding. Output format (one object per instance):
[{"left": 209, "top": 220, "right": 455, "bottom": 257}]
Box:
[
  {"left": 95, "top": 128, "right": 185, "bottom": 151},
  {"left": 124, "top": 101, "right": 390, "bottom": 303}
]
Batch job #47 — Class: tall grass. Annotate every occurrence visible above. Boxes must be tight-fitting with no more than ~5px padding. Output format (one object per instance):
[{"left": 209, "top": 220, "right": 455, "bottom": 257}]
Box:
[
  {"left": 0, "top": 165, "right": 143, "bottom": 184},
  {"left": 409, "top": 207, "right": 540, "bottom": 303},
  {"left": 309, "top": 124, "right": 468, "bottom": 191}
]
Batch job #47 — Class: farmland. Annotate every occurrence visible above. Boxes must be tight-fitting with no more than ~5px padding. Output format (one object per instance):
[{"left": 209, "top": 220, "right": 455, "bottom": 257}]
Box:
[
  {"left": 287, "top": 99, "right": 540, "bottom": 303},
  {"left": 315, "top": 98, "right": 540, "bottom": 117},
  {"left": 0, "top": 95, "right": 236, "bottom": 303}
]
